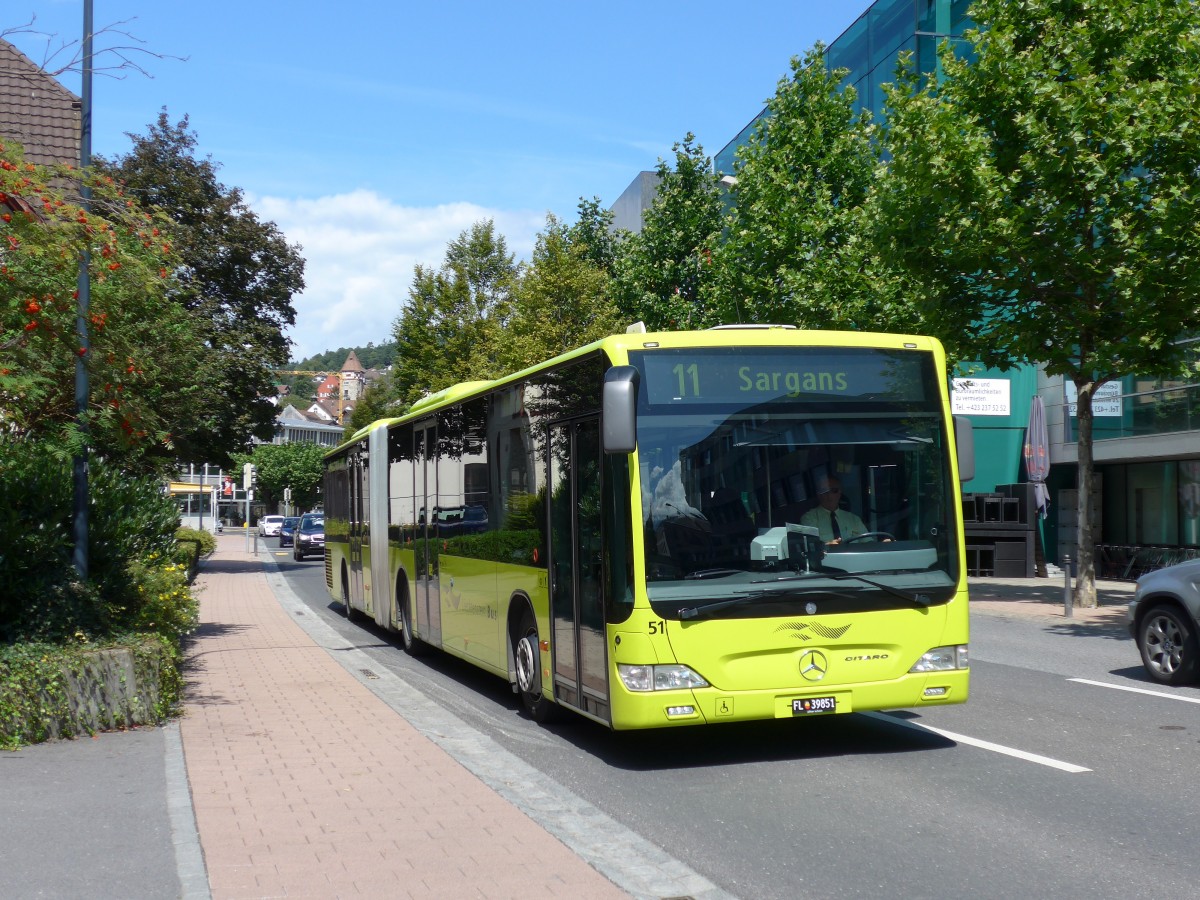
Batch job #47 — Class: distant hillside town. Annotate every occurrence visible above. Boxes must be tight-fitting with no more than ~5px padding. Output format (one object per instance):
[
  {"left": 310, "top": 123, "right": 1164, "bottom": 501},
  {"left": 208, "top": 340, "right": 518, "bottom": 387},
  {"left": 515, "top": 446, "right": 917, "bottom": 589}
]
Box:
[{"left": 272, "top": 348, "right": 392, "bottom": 446}]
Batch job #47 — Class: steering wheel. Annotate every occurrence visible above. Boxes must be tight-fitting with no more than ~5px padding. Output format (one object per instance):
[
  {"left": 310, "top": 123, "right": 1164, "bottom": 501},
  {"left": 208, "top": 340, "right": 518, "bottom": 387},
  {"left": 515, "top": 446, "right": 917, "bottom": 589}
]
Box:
[{"left": 844, "top": 531, "right": 896, "bottom": 543}]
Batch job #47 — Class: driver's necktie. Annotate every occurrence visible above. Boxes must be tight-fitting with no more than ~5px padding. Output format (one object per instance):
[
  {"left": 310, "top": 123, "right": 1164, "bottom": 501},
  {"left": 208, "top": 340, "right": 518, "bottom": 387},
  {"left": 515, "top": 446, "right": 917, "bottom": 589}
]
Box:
[{"left": 830, "top": 510, "right": 841, "bottom": 540}]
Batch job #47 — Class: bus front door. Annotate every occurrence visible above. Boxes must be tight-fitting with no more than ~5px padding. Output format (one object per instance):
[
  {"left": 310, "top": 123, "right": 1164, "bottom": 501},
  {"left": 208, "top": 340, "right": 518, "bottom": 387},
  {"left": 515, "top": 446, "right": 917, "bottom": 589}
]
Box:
[{"left": 548, "top": 417, "right": 610, "bottom": 724}]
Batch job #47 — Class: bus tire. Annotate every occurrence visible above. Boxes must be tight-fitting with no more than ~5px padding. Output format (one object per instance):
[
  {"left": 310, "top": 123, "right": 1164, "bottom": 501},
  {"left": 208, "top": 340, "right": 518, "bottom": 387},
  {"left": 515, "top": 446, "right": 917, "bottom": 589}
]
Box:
[
  {"left": 514, "top": 609, "right": 558, "bottom": 723},
  {"left": 342, "top": 566, "right": 360, "bottom": 623},
  {"left": 399, "top": 579, "right": 427, "bottom": 656}
]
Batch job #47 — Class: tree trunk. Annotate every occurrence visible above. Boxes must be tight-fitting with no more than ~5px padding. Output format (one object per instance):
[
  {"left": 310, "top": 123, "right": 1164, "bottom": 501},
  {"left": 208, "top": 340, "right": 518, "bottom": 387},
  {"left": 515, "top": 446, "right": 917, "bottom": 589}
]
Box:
[{"left": 1075, "top": 381, "right": 1098, "bottom": 608}]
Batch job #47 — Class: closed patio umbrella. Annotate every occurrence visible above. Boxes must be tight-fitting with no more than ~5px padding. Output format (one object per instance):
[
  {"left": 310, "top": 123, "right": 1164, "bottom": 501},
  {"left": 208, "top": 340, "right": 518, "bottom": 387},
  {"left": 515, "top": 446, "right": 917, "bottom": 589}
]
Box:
[{"left": 1024, "top": 395, "right": 1050, "bottom": 576}]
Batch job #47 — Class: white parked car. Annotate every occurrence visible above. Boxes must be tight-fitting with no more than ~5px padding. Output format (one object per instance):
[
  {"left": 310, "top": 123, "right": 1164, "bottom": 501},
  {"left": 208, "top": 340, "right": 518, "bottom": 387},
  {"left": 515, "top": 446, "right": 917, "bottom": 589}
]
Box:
[{"left": 258, "top": 515, "right": 285, "bottom": 538}]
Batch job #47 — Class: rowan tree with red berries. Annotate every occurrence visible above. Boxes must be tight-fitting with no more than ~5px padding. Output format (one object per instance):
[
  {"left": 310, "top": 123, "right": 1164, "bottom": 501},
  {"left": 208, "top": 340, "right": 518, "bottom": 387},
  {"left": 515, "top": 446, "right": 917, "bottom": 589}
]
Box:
[{"left": 0, "top": 138, "right": 205, "bottom": 467}]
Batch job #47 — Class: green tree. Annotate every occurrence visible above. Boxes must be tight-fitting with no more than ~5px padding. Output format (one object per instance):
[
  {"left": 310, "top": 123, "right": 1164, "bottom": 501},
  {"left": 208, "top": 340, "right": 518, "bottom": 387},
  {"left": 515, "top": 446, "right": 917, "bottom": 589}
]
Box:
[
  {"left": 569, "top": 196, "right": 619, "bottom": 274},
  {"left": 344, "top": 379, "right": 399, "bottom": 437},
  {"left": 875, "top": 0, "right": 1200, "bottom": 606},
  {"left": 390, "top": 220, "right": 516, "bottom": 404},
  {"left": 611, "top": 134, "right": 724, "bottom": 330},
  {"left": 715, "top": 47, "right": 922, "bottom": 333},
  {"left": 499, "top": 212, "right": 622, "bottom": 374},
  {"left": 1, "top": 138, "right": 205, "bottom": 465},
  {"left": 100, "top": 111, "right": 306, "bottom": 466},
  {"left": 235, "top": 441, "right": 327, "bottom": 513},
  {"left": 291, "top": 342, "right": 396, "bottom": 371}
]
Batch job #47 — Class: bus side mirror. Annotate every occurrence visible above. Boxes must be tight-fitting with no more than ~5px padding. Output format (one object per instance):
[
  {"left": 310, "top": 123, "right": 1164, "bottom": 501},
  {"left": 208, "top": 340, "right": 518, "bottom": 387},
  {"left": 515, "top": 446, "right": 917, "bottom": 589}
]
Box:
[
  {"left": 603, "top": 366, "right": 639, "bottom": 454},
  {"left": 954, "top": 416, "right": 975, "bottom": 483}
]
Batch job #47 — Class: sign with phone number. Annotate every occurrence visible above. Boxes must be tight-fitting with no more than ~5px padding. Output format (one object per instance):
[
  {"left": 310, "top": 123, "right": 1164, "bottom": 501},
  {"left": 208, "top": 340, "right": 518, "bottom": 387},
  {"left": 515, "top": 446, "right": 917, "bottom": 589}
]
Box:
[{"left": 951, "top": 377, "right": 1011, "bottom": 417}]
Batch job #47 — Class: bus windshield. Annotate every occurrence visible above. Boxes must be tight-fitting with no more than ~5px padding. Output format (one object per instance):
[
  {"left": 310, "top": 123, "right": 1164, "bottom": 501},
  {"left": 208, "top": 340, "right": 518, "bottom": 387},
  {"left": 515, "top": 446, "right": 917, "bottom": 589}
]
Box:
[{"left": 629, "top": 346, "right": 960, "bottom": 617}]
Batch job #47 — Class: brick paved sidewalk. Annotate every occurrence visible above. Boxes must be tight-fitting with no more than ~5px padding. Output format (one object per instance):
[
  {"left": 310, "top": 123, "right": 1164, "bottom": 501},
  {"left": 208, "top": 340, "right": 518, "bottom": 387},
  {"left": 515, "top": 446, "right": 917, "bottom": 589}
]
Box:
[{"left": 181, "top": 535, "right": 628, "bottom": 899}]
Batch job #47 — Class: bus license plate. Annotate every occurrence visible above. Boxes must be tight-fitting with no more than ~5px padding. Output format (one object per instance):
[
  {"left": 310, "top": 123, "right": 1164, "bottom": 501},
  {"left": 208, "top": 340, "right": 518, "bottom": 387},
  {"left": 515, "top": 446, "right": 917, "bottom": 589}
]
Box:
[{"left": 793, "top": 696, "right": 837, "bottom": 715}]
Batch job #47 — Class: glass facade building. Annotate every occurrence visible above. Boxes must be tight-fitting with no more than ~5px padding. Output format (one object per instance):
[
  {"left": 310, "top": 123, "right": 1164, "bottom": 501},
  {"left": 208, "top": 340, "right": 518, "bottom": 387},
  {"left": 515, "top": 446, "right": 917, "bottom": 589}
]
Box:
[{"left": 715, "top": 0, "right": 974, "bottom": 175}]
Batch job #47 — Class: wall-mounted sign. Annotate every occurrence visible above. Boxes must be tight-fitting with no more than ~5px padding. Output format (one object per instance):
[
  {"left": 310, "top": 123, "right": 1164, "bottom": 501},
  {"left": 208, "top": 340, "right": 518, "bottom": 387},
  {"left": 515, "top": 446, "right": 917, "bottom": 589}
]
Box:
[
  {"left": 1064, "top": 381, "right": 1123, "bottom": 417},
  {"left": 951, "top": 378, "right": 1011, "bottom": 416}
]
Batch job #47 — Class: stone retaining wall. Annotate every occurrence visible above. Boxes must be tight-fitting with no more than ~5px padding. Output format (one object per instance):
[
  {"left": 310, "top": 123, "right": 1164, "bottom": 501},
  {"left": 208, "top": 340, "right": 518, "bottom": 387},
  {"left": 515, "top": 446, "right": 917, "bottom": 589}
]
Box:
[
  {"left": 49, "top": 646, "right": 166, "bottom": 738},
  {"left": 0, "top": 642, "right": 173, "bottom": 746}
]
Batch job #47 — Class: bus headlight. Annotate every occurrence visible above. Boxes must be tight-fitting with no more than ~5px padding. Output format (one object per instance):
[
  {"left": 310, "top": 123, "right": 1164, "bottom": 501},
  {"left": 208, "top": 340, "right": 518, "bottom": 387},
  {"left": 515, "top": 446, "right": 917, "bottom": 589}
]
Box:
[
  {"left": 909, "top": 645, "right": 969, "bottom": 673},
  {"left": 617, "top": 664, "right": 710, "bottom": 692}
]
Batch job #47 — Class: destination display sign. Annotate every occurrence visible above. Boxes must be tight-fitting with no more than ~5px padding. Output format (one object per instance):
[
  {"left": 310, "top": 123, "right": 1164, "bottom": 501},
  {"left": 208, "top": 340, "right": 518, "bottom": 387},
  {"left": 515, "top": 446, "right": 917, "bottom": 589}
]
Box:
[{"left": 632, "top": 348, "right": 935, "bottom": 407}]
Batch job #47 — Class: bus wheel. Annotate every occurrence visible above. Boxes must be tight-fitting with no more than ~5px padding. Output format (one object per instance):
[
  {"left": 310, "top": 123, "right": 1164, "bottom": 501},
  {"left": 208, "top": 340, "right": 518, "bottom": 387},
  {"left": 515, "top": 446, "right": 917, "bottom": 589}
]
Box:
[
  {"left": 514, "top": 611, "right": 557, "bottom": 723},
  {"left": 399, "top": 582, "right": 426, "bottom": 657},
  {"left": 342, "top": 567, "right": 359, "bottom": 623}
]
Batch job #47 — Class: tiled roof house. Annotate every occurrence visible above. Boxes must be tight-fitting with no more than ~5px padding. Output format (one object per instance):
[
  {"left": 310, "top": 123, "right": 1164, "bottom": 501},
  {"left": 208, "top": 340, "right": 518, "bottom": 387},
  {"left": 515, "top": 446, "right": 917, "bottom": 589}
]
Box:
[
  {"left": 0, "top": 38, "right": 80, "bottom": 167},
  {"left": 316, "top": 374, "right": 339, "bottom": 402}
]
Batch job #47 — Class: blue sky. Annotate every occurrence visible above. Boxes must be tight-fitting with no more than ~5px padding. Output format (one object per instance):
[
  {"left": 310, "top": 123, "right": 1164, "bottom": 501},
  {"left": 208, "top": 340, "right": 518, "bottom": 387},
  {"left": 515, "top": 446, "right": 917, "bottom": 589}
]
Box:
[{"left": 6, "top": 2, "right": 868, "bottom": 361}]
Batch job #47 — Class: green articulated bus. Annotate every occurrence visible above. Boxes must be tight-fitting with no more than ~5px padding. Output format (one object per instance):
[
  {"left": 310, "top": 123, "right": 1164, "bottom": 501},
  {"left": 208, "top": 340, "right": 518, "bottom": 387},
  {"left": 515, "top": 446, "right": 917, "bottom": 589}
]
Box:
[{"left": 323, "top": 326, "right": 974, "bottom": 730}]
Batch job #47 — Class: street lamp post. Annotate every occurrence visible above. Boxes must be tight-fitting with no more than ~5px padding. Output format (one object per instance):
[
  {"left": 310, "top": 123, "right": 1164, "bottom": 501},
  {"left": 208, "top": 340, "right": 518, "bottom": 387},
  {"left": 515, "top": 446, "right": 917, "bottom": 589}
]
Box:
[{"left": 72, "top": 0, "right": 94, "bottom": 580}]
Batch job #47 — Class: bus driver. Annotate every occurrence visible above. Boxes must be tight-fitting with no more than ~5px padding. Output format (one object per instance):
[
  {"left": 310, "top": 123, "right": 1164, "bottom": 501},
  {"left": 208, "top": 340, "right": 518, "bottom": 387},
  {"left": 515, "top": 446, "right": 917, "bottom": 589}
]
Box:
[{"left": 800, "top": 474, "right": 866, "bottom": 544}]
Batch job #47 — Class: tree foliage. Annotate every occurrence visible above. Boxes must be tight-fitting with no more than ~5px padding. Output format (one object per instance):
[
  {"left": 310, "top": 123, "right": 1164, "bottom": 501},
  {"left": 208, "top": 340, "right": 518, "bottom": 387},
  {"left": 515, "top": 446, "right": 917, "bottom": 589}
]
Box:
[
  {"left": 716, "top": 47, "right": 924, "bottom": 333},
  {"left": 611, "top": 134, "right": 724, "bottom": 330},
  {"left": 234, "top": 441, "right": 327, "bottom": 513},
  {"left": 0, "top": 435, "right": 189, "bottom": 643},
  {"left": 100, "top": 111, "right": 306, "bottom": 466},
  {"left": 390, "top": 220, "right": 516, "bottom": 405},
  {"left": 497, "top": 212, "right": 623, "bottom": 374},
  {"left": 569, "top": 196, "right": 620, "bottom": 274},
  {"left": 344, "top": 379, "right": 398, "bottom": 437},
  {"left": 875, "top": 0, "right": 1200, "bottom": 604},
  {"left": 291, "top": 342, "right": 396, "bottom": 371},
  {"left": 1, "top": 137, "right": 204, "bottom": 465}
]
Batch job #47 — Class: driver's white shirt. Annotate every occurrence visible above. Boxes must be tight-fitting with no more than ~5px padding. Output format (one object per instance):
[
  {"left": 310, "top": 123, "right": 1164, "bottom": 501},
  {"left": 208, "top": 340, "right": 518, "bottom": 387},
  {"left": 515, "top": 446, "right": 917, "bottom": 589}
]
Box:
[{"left": 799, "top": 506, "right": 866, "bottom": 542}]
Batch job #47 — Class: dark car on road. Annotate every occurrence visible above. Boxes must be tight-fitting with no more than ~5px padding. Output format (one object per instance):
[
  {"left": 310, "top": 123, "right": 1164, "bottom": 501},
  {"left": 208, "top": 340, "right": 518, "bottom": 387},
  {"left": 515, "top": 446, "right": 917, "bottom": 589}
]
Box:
[
  {"left": 293, "top": 515, "right": 324, "bottom": 561},
  {"left": 278, "top": 517, "right": 300, "bottom": 548},
  {"left": 1127, "top": 558, "right": 1200, "bottom": 685}
]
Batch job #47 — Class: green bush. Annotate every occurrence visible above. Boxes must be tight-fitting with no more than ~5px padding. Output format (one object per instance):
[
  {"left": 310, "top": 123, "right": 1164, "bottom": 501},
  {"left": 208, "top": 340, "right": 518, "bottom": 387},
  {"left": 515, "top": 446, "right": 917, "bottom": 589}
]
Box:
[
  {"left": 0, "top": 436, "right": 196, "bottom": 643},
  {"left": 0, "top": 642, "right": 72, "bottom": 748},
  {"left": 175, "top": 526, "right": 216, "bottom": 557},
  {"left": 123, "top": 555, "right": 199, "bottom": 641},
  {"left": 0, "top": 437, "right": 75, "bottom": 637}
]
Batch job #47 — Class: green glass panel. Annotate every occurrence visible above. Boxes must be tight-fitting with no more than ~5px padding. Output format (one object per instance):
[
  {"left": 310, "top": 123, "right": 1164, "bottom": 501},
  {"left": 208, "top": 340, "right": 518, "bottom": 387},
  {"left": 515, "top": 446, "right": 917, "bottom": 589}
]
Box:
[
  {"left": 871, "top": 0, "right": 916, "bottom": 69},
  {"left": 827, "top": 14, "right": 869, "bottom": 81}
]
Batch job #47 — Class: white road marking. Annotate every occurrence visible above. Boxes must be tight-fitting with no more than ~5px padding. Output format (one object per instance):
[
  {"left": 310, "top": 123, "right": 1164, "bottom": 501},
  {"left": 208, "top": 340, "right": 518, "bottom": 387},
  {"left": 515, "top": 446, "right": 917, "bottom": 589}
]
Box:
[
  {"left": 864, "top": 711, "right": 1092, "bottom": 773},
  {"left": 1069, "top": 677, "right": 1200, "bottom": 705}
]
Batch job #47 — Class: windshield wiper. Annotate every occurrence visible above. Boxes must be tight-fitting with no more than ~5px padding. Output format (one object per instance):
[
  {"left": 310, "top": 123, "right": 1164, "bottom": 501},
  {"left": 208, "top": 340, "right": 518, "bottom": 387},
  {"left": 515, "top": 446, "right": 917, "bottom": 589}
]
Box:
[
  {"left": 678, "top": 587, "right": 858, "bottom": 620},
  {"left": 676, "top": 570, "right": 940, "bottom": 620},
  {"left": 814, "top": 569, "right": 933, "bottom": 607},
  {"left": 757, "top": 569, "right": 935, "bottom": 608}
]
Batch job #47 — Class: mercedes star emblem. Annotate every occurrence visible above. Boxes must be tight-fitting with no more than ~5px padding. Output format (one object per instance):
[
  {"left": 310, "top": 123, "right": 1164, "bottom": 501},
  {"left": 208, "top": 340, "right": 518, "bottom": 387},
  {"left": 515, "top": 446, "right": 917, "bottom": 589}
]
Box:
[{"left": 799, "top": 649, "right": 828, "bottom": 682}]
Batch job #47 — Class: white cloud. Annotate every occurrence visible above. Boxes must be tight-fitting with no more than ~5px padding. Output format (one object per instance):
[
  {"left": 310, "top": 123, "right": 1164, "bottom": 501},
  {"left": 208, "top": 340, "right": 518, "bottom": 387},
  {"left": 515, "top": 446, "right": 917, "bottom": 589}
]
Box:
[{"left": 247, "top": 190, "right": 544, "bottom": 362}]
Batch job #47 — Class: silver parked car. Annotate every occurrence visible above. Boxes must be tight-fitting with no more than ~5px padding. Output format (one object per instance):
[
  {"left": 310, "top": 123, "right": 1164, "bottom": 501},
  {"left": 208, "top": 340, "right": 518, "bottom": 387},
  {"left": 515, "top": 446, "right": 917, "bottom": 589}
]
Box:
[{"left": 1126, "top": 558, "right": 1200, "bottom": 685}]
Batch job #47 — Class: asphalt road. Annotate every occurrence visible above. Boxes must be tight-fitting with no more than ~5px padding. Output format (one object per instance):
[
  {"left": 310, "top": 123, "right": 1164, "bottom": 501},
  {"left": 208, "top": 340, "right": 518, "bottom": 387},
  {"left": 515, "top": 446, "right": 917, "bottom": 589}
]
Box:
[{"left": 275, "top": 549, "right": 1200, "bottom": 900}]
